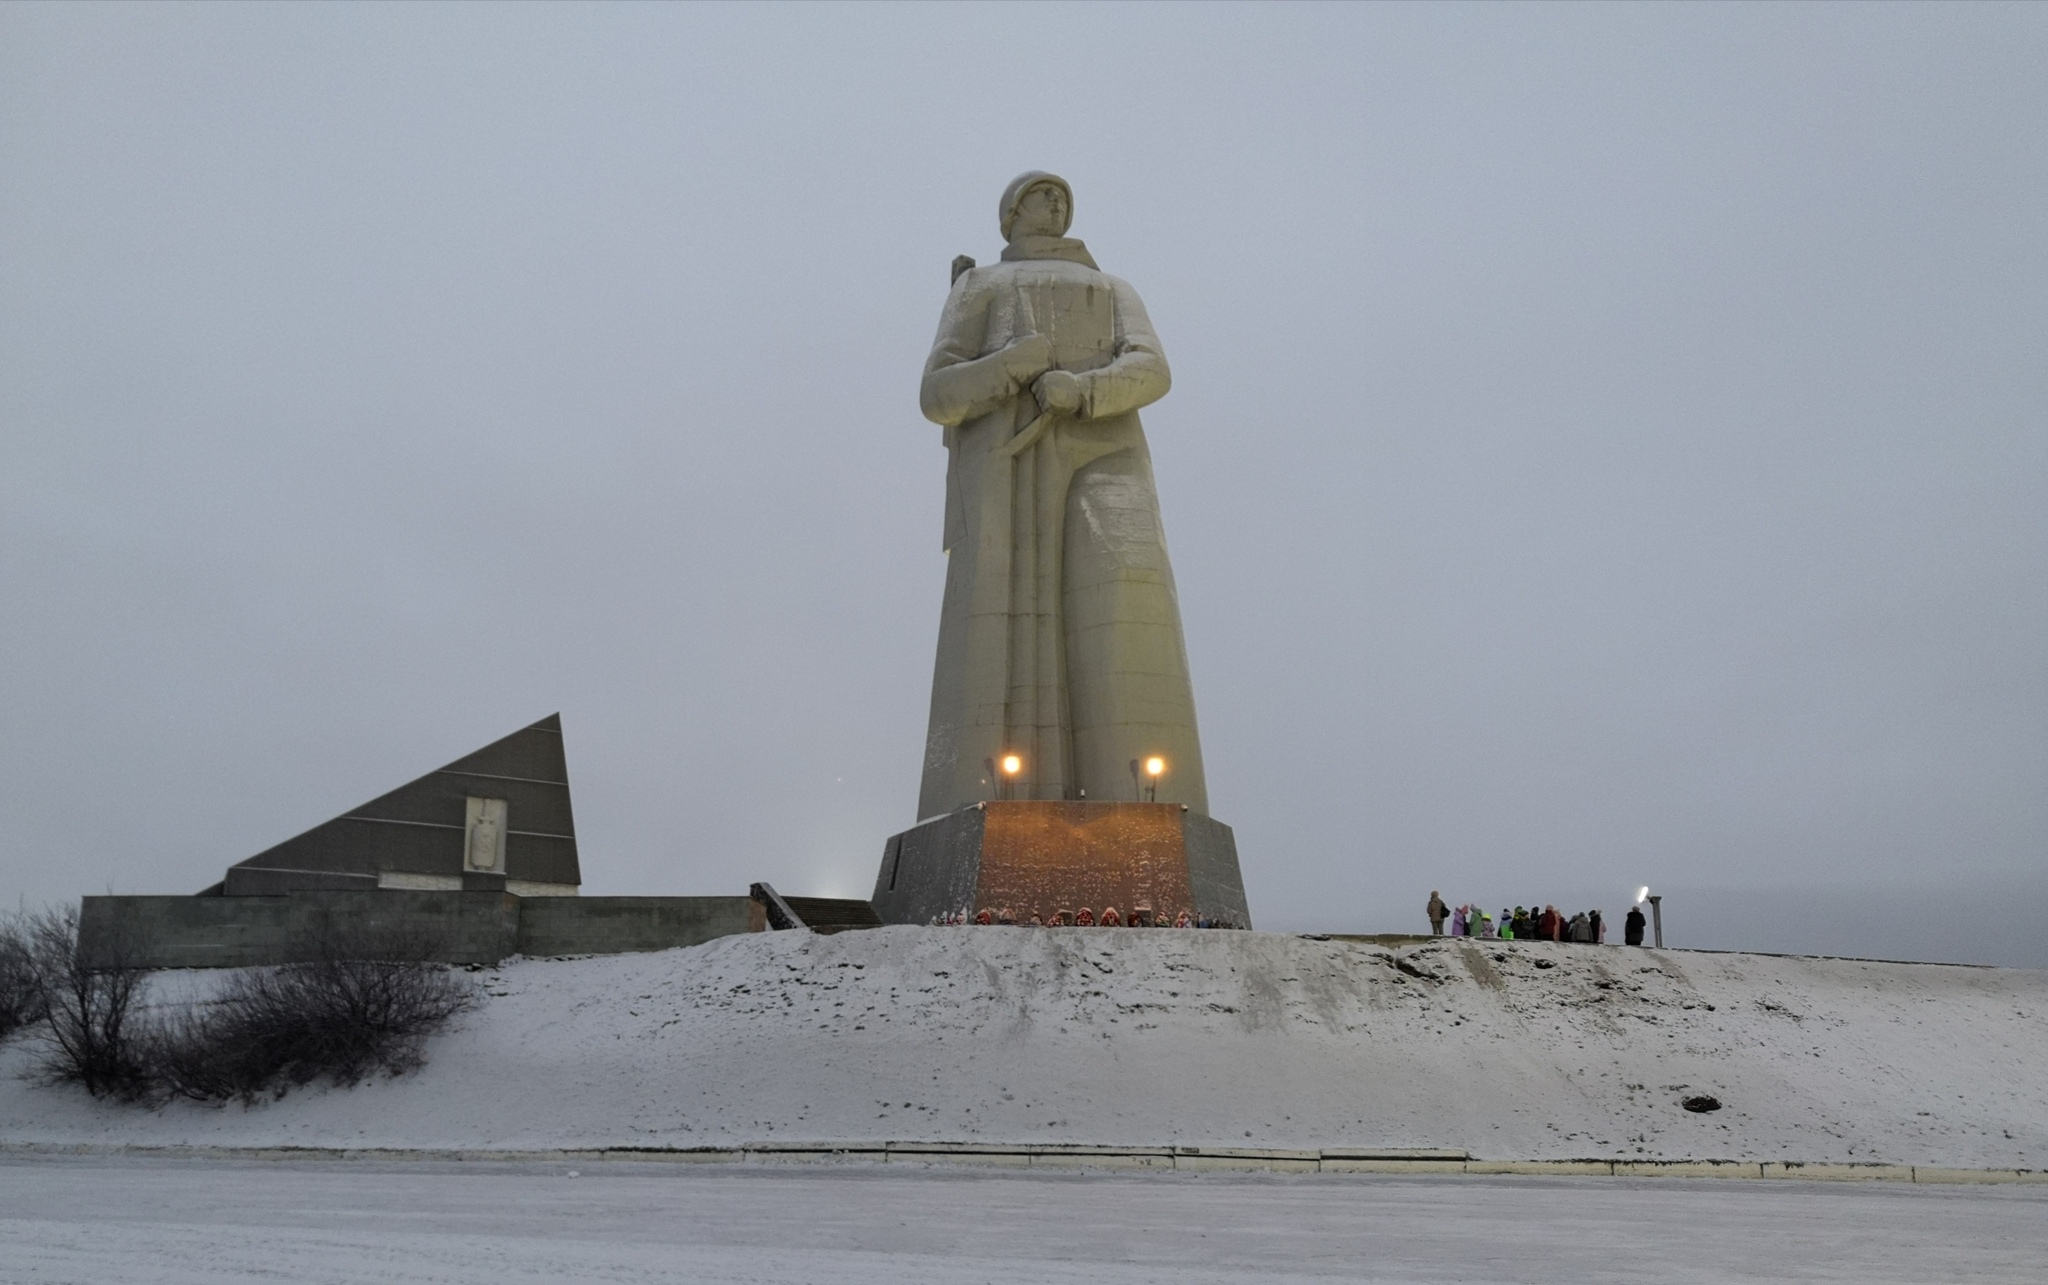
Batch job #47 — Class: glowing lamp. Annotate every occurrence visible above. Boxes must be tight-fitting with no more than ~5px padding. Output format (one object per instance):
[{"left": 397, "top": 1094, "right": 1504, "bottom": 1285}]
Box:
[
  {"left": 1001, "top": 754, "right": 1022, "bottom": 775},
  {"left": 1145, "top": 756, "right": 1165, "bottom": 777}
]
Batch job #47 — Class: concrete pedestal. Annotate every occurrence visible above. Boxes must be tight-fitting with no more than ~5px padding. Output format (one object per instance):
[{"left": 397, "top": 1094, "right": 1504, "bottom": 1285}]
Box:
[{"left": 871, "top": 802, "right": 1250, "bottom": 928}]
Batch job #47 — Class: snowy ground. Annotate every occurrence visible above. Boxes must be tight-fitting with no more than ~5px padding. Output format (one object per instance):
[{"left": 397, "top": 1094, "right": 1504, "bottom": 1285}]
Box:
[
  {"left": 3, "top": 1154, "right": 2045, "bottom": 1284},
  {"left": 2, "top": 928, "right": 2043, "bottom": 1167}
]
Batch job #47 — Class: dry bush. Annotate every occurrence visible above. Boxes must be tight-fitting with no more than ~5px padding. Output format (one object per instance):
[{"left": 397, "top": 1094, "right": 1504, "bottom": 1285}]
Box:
[
  {"left": 16, "top": 907, "right": 475, "bottom": 1105},
  {"left": 22, "top": 907, "right": 153, "bottom": 1099},
  {"left": 150, "top": 921, "right": 475, "bottom": 1103},
  {"left": 0, "top": 914, "right": 47, "bottom": 1041}
]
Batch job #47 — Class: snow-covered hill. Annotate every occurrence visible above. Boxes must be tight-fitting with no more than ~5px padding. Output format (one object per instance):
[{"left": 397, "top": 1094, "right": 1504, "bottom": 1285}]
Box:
[{"left": 4, "top": 928, "right": 2043, "bottom": 1167}]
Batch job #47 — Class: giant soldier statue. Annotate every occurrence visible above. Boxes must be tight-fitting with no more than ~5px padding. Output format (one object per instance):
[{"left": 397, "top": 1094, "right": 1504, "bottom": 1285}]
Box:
[
  {"left": 916, "top": 172, "right": 1208, "bottom": 819},
  {"left": 873, "top": 172, "right": 1247, "bottom": 931}
]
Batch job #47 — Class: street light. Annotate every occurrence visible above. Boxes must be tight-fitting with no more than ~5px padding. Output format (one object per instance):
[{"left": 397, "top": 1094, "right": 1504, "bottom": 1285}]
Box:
[
  {"left": 1635, "top": 886, "right": 1664, "bottom": 949},
  {"left": 1000, "top": 753, "right": 1022, "bottom": 801},
  {"left": 1144, "top": 756, "right": 1165, "bottom": 802}
]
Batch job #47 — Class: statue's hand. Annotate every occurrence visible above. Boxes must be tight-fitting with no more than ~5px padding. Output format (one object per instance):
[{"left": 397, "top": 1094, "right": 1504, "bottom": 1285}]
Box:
[
  {"left": 1001, "top": 333, "right": 1055, "bottom": 384},
  {"left": 1032, "top": 369, "right": 1084, "bottom": 416}
]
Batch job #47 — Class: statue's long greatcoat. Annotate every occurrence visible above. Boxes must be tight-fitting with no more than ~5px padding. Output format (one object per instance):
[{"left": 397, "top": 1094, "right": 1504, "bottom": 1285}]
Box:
[{"left": 916, "top": 235, "right": 1208, "bottom": 819}]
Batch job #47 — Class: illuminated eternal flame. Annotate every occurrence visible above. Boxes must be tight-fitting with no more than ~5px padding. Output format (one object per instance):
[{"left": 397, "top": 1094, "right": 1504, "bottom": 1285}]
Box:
[{"left": 915, "top": 171, "right": 1208, "bottom": 819}]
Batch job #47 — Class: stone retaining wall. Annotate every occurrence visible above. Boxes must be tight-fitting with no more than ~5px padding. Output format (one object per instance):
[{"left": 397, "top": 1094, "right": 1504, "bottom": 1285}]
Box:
[{"left": 78, "top": 892, "right": 759, "bottom": 968}]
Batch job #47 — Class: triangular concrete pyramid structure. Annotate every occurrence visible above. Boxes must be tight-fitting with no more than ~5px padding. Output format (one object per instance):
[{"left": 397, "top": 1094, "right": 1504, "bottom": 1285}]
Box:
[{"left": 205, "top": 714, "right": 579, "bottom": 896}]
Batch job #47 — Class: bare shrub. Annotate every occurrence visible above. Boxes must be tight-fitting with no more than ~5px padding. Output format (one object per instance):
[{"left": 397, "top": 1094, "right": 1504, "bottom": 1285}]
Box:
[
  {"left": 151, "top": 921, "right": 475, "bottom": 1103},
  {"left": 0, "top": 914, "right": 46, "bottom": 1041},
  {"left": 14, "top": 907, "right": 474, "bottom": 1105},
  {"left": 23, "top": 907, "right": 153, "bottom": 1099}
]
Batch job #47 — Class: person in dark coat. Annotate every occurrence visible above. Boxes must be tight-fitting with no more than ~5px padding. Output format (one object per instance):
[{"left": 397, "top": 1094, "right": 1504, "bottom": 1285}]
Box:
[
  {"left": 1427, "top": 891, "right": 1448, "bottom": 936},
  {"left": 1625, "top": 905, "right": 1647, "bottom": 946}
]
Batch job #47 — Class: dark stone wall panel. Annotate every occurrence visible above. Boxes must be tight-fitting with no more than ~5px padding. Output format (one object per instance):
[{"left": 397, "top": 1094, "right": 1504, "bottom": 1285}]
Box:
[
  {"left": 438, "top": 719, "right": 569, "bottom": 787},
  {"left": 243, "top": 821, "right": 462, "bottom": 881},
  {"left": 870, "top": 808, "right": 985, "bottom": 925},
  {"left": 1184, "top": 813, "right": 1252, "bottom": 929},
  {"left": 348, "top": 776, "right": 575, "bottom": 837},
  {"left": 504, "top": 833, "right": 580, "bottom": 885},
  {"left": 223, "top": 866, "right": 377, "bottom": 896},
  {"left": 220, "top": 714, "right": 581, "bottom": 893}
]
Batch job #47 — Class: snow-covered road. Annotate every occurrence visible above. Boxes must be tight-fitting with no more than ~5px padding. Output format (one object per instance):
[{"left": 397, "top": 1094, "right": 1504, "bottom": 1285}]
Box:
[{"left": 1, "top": 1155, "right": 2042, "bottom": 1284}]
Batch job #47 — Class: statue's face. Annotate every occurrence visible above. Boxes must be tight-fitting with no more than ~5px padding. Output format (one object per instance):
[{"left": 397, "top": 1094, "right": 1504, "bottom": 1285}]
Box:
[{"left": 1010, "top": 183, "right": 1069, "bottom": 239}]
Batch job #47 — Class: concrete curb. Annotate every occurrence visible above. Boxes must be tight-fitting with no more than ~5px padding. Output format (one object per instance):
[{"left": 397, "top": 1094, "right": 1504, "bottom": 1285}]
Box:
[{"left": 2, "top": 1142, "right": 2041, "bottom": 1184}]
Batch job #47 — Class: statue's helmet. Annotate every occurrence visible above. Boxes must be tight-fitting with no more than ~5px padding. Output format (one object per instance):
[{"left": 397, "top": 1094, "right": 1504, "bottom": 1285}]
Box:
[{"left": 999, "top": 171, "right": 1074, "bottom": 241}]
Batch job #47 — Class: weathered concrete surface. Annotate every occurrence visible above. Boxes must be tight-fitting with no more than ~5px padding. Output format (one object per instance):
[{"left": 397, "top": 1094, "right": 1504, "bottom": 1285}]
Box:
[
  {"left": 517, "top": 897, "right": 758, "bottom": 957},
  {"left": 80, "top": 890, "right": 525, "bottom": 967},
  {"left": 915, "top": 174, "right": 1208, "bottom": 819},
  {"left": 80, "top": 891, "right": 760, "bottom": 967},
  {"left": 871, "top": 807, "right": 985, "bottom": 925},
  {"left": 1182, "top": 810, "right": 1250, "bottom": 928}
]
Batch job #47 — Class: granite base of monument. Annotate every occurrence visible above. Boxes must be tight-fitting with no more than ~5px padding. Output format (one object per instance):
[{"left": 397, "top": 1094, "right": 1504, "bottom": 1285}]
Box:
[{"left": 871, "top": 802, "right": 1250, "bottom": 928}]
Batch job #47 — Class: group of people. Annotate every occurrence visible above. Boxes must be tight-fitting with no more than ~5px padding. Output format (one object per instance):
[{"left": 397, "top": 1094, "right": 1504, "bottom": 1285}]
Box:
[
  {"left": 1426, "top": 892, "right": 1641, "bottom": 944},
  {"left": 933, "top": 907, "right": 1239, "bottom": 928}
]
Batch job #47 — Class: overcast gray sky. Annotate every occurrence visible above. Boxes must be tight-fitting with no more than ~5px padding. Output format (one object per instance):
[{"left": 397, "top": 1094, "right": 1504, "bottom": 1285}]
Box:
[{"left": 3, "top": 3, "right": 2043, "bottom": 963}]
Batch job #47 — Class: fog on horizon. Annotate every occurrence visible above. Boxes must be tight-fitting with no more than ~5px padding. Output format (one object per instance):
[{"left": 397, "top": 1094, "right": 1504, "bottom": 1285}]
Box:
[{"left": 3, "top": 4, "right": 2043, "bottom": 966}]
